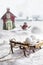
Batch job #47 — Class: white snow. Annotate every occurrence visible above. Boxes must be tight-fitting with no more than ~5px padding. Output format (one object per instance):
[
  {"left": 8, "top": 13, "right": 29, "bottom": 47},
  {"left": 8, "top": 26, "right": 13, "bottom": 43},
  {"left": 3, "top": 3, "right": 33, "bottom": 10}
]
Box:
[
  {"left": 0, "top": 22, "right": 43, "bottom": 65},
  {"left": 15, "top": 48, "right": 43, "bottom": 65}
]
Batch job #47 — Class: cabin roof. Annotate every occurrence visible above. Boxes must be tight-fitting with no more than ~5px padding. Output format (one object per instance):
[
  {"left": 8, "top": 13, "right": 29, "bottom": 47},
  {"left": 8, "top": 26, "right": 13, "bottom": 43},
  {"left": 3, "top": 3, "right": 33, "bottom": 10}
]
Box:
[{"left": 1, "top": 8, "right": 16, "bottom": 22}]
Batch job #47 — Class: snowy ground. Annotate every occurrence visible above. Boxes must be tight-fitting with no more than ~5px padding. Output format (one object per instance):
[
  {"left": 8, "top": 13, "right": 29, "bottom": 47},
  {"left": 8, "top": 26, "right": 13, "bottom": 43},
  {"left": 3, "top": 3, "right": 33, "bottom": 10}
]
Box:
[{"left": 0, "top": 21, "right": 43, "bottom": 65}]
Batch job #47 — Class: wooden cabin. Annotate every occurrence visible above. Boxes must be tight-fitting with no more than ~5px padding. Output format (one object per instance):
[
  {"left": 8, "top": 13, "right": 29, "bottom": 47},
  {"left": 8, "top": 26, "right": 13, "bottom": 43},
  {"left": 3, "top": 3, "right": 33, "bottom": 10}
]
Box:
[{"left": 1, "top": 8, "right": 16, "bottom": 30}]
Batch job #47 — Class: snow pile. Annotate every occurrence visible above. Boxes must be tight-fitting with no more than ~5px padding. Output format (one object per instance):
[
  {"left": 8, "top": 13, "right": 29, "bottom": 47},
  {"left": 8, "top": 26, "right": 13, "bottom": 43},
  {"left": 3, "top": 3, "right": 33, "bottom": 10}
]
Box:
[
  {"left": 0, "top": 42, "right": 10, "bottom": 59},
  {"left": 15, "top": 48, "right": 43, "bottom": 65},
  {"left": 31, "top": 26, "right": 41, "bottom": 34},
  {"left": 24, "top": 35, "right": 39, "bottom": 45},
  {"left": 0, "top": 39, "right": 4, "bottom": 45}
]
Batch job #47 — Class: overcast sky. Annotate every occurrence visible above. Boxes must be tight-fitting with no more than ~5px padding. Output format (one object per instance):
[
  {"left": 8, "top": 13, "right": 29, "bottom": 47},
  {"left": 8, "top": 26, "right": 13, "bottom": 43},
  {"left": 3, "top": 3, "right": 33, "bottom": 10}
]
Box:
[{"left": 0, "top": 0, "right": 43, "bottom": 18}]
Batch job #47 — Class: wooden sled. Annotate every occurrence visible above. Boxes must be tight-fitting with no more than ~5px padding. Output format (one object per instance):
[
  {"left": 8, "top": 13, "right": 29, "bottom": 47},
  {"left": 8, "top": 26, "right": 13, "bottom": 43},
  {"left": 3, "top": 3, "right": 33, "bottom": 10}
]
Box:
[
  {"left": 35, "top": 40, "right": 43, "bottom": 49},
  {"left": 9, "top": 39, "right": 39, "bottom": 57}
]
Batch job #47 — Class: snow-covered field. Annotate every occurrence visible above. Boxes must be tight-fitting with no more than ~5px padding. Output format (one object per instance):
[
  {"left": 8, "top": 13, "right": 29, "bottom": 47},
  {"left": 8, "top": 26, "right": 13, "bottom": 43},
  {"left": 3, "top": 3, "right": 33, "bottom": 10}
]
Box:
[
  {"left": 0, "top": 21, "right": 43, "bottom": 65},
  {"left": 0, "top": 0, "right": 43, "bottom": 64}
]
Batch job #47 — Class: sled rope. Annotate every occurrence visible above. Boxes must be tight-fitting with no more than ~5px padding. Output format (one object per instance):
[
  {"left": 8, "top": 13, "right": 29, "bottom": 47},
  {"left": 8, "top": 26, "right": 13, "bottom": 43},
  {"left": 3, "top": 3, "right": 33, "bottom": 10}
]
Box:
[
  {"left": 0, "top": 50, "right": 10, "bottom": 59},
  {"left": 0, "top": 54, "right": 23, "bottom": 62}
]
